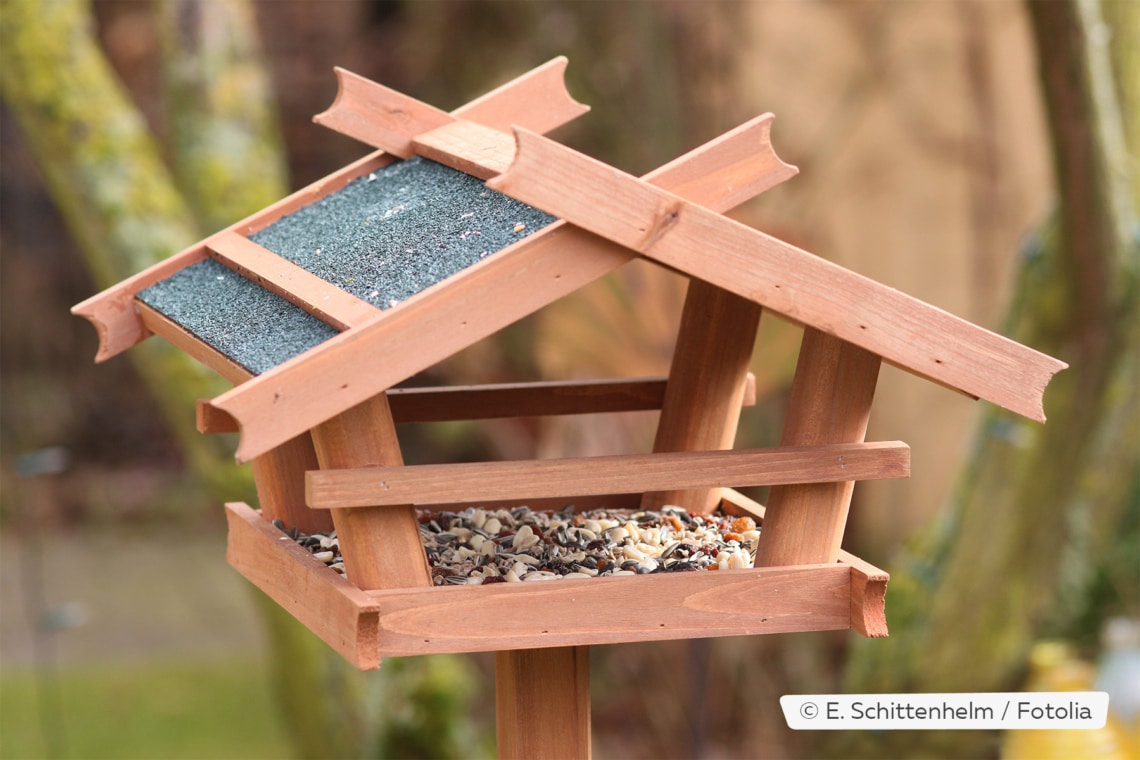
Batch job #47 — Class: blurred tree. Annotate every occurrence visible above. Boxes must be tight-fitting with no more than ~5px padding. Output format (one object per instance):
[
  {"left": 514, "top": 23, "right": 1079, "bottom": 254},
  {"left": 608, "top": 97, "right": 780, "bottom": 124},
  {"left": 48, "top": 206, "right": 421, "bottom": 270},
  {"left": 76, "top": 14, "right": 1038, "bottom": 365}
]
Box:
[
  {"left": 0, "top": 1, "right": 481, "bottom": 757},
  {"left": 837, "top": 0, "right": 1138, "bottom": 756}
]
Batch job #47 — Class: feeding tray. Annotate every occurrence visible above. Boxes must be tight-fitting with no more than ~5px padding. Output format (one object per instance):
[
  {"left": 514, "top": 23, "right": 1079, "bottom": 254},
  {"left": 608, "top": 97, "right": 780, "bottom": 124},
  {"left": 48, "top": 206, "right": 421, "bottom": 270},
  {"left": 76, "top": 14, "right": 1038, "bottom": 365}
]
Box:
[
  {"left": 73, "top": 57, "right": 1064, "bottom": 758},
  {"left": 225, "top": 490, "right": 890, "bottom": 669}
]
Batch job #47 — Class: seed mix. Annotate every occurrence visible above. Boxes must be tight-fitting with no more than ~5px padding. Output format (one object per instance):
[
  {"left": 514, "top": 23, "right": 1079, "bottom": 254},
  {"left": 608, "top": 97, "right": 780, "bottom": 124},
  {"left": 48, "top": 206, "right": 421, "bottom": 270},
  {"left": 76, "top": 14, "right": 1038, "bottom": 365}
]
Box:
[{"left": 276, "top": 504, "right": 760, "bottom": 584}]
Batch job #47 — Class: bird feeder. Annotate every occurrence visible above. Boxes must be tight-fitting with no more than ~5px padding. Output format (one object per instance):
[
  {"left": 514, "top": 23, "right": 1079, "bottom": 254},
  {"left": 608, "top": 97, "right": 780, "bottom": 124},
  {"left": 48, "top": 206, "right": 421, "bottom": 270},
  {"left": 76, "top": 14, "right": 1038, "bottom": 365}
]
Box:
[{"left": 73, "top": 58, "right": 1065, "bottom": 759}]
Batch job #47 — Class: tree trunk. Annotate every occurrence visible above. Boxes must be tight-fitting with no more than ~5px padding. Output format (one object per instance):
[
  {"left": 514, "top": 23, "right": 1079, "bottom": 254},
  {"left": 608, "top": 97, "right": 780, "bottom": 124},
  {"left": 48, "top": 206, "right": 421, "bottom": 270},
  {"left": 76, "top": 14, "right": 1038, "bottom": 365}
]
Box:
[
  {"left": 3, "top": 2, "right": 483, "bottom": 757},
  {"left": 837, "top": 0, "right": 1138, "bottom": 756},
  {"left": 0, "top": 0, "right": 243, "bottom": 497}
]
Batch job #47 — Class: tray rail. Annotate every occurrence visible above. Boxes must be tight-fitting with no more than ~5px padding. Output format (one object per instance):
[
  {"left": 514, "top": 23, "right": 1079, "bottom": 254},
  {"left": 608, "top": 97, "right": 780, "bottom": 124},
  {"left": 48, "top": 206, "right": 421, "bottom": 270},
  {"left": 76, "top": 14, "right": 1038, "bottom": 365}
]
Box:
[{"left": 225, "top": 486, "right": 889, "bottom": 670}]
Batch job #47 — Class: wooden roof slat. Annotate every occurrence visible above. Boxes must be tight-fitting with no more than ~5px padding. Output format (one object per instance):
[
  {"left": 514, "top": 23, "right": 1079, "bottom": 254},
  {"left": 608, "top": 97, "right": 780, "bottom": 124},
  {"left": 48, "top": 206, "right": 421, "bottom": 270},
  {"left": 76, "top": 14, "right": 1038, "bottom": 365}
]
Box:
[
  {"left": 413, "top": 121, "right": 518, "bottom": 180},
  {"left": 206, "top": 230, "right": 379, "bottom": 331},
  {"left": 488, "top": 128, "right": 1068, "bottom": 423},
  {"left": 207, "top": 114, "right": 798, "bottom": 462},
  {"left": 306, "top": 441, "right": 910, "bottom": 509},
  {"left": 72, "top": 150, "right": 396, "bottom": 364},
  {"left": 72, "top": 59, "right": 589, "bottom": 364},
  {"left": 314, "top": 56, "right": 588, "bottom": 156}
]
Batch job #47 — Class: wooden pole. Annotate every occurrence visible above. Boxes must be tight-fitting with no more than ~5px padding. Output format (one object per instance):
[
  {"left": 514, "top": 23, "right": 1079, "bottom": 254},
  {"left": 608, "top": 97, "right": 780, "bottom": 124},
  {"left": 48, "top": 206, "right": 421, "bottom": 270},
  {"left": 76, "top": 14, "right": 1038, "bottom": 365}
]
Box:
[
  {"left": 310, "top": 393, "right": 431, "bottom": 590},
  {"left": 754, "top": 328, "right": 881, "bottom": 567},
  {"left": 641, "top": 278, "right": 761, "bottom": 513},
  {"left": 496, "top": 647, "right": 591, "bottom": 760}
]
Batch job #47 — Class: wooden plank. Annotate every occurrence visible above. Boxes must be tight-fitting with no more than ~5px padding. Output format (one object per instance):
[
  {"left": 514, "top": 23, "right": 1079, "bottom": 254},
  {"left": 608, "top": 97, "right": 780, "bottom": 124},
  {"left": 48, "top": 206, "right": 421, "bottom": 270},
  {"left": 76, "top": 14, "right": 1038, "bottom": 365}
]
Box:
[
  {"left": 310, "top": 395, "right": 433, "bottom": 591},
  {"left": 206, "top": 115, "right": 798, "bottom": 462},
  {"left": 414, "top": 120, "right": 518, "bottom": 180},
  {"left": 488, "top": 128, "right": 1068, "bottom": 423},
  {"left": 314, "top": 57, "right": 588, "bottom": 154},
  {"left": 423, "top": 493, "right": 642, "bottom": 514},
  {"left": 642, "top": 280, "right": 762, "bottom": 513},
  {"left": 312, "top": 68, "right": 451, "bottom": 159},
  {"left": 72, "top": 150, "right": 395, "bottom": 363},
  {"left": 364, "top": 563, "right": 852, "bottom": 656},
  {"left": 227, "top": 499, "right": 877, "bottom": 657},
  {"left": 224, "top": 502, "right": 382, "bottom": 669},
  {"left": 206, "top": 231, "right": 379, "bottom": 331},
  {"left": 641, "top": 112, "right": 798, "bottom": 213},
  {"left": 385, "top": 376, "right": 682, "bottom": 422},
  {"left": 449, "top": 56, "right": 590, "bottom": 136},
  {"left": 306, "top": 442, "right": 910, "bottom": 509},
  {"left": 195, "top": 376, "right": 699, "bottom": 433},
  {"left": 496, "top": 647, "right": 591, "bottom": 760},
  {"left": 198, "top": 376, "right": 755, "bottom": 433},
  {"left": 754, "top": 330, "right": 881, "bottom": 567},
  {"left": 73, "top": 58, "right": 587, "bottom": 365},
  {"left": 137, "top": 302, "right": 254, "bottom": 385},
  {"left": 250, "top": 433, "right": 333, "bottom": 535},
  {"left": 720, "top": 487, "right": 890, "bottom": 638},
  {"left": 843, "top": 550, "right": 890, "bottom": 638}
]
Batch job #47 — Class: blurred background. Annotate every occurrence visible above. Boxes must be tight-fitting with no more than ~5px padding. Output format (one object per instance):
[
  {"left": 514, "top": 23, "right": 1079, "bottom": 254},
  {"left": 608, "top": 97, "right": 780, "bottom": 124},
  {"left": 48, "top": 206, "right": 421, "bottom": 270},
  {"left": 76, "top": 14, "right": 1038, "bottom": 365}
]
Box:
[{"left": 1, "top": 1, "right": 1136, "bottom": 758}]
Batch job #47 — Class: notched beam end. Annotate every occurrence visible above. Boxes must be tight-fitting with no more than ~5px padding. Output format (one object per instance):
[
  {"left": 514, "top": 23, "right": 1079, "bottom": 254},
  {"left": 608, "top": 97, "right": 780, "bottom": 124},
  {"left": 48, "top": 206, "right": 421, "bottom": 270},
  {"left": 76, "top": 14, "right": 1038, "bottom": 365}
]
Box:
[
  {"left": 847, "top": 559, "right": 889, "bottom": 638},
  {"left": 197, "top": 399, "right": 240, "bottom": 435},
  {"left": 1030, "top": 356, "right": 1070, "bottom": 424},
  {"left": 70, "top": 300, "right": 141, "bottom": 364},
  {"left": 313, "top": 67, "right": 449, "bottom": 158},
  {"left": 455, "top": 56, "right": 591, "bottom": 134},
  {"left": 207, "top": 395, "right": 258, "bottom": 463}
]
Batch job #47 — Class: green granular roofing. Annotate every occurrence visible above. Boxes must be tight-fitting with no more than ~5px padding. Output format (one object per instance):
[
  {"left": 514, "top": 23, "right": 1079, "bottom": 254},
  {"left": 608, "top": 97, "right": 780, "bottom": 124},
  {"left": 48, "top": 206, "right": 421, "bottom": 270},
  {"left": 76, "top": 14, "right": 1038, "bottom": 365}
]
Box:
[
  {"left": 137, "top": 156, "right": 556, "bottom": 376},
  {"left": 249, "top": 156, "right": 555, "bottom": 308},
  {"left": 137, "top": 257, "right": 338, "bottom": 375}
]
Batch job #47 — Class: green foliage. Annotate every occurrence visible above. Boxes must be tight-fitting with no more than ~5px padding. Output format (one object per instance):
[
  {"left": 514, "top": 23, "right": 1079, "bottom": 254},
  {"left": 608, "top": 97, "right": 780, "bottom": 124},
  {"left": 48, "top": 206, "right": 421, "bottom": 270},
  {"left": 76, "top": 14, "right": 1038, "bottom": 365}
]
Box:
[{"left": 0, "top": 659, "right": 290, "bottom": 760}]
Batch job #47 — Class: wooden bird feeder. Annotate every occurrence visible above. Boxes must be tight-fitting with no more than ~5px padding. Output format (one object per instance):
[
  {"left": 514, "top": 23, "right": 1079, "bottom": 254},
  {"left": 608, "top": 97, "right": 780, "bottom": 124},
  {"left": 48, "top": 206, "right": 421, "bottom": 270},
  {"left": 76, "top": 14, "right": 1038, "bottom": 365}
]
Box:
[{"left": 73, "top": 58, "right": 1065, "bottom": 758}]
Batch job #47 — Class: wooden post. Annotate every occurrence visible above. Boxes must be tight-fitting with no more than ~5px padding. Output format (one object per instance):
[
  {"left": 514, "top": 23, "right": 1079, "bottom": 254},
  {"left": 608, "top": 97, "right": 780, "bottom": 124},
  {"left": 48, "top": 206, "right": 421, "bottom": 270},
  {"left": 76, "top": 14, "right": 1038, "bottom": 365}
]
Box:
[
  {"left": 496, "top": 646, "right": 591, "bottom": 760},
  {"left": 310, "top": 393, "right": 431, "bottom": 590},
  {"left": 250, "top": 432, "right": 334, "bottom": 535},
  {"left": 754, "top": 328, "right": 881, "bottom": 567},
  {"left": 641, "top": 279, "right": 761, "bottom": 513}
]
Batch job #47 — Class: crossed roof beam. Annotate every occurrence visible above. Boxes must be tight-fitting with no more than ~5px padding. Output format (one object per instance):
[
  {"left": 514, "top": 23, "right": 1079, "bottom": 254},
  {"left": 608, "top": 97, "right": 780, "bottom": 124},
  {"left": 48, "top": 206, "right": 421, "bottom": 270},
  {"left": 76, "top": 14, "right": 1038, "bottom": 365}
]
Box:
[{"left": 73, "top": 58, "right": 1065, "bottom": 464}]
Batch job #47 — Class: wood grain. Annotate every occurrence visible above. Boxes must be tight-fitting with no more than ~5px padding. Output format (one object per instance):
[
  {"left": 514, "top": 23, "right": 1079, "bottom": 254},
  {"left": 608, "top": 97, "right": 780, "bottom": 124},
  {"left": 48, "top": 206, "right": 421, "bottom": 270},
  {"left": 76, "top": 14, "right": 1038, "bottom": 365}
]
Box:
[
  {"left": 413, "top": 120, "right": 518, "bottom": 180},
  {"left": 306, "top": 442, "right": 910, "bottom": 509},
  {"left": 206, "top": 231, "right": 379, "bottom": 331},
  {"left": 225, "top": 502, "right": 382, "bottom": 669},
  {"left": 250, "top": 433, "right": 333, "bottom": 535},
  {"left": 496, "top": 647, "right": 591, "bottom": 760},
  {"left": 310, "top": 395, "right": 432, "bottom": 590},
  {"left": 195, "top": 376, "right": 727, "bottom": 433},
  {"left": 488, "top": 128, "right": 1067, "bottom": 423},
  {"left": 755, "top": 330, "right": 881, "bottom": 567},
  {"left": 226, "top": 499, "right": 887, "bottom": 662},
  {"left": 315, "top": 57, "right": 588, "bottom": 154},
  {"left": 642, "top": 279, "right": 762, "bottom": 513},
  {"left": 721, "top": 488, "right": 889, "bottom": 637}
]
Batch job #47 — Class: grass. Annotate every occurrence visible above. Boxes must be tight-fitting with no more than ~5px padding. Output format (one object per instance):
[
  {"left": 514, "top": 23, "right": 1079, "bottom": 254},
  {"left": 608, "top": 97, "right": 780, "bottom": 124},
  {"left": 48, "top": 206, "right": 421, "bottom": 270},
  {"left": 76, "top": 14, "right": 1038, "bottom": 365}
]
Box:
[{"left": 0, "top": 657, "right": 291, "bottom": 760}]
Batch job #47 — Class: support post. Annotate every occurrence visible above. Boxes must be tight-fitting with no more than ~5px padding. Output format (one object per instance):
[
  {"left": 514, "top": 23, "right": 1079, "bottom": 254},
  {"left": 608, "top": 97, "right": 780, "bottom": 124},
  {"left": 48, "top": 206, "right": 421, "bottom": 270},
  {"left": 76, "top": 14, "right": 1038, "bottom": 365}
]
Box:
[
  {"left": 496, "top": 646, "right": 591, "bottom": 760},
  {"left": 641, "top": 278, "right": 762, "bottom": 513},
  {"left": 310, "top": 393, "right": 432, "bottom": 590},
  {"left": 754, "top": 328, "right": 881, "bottom": 566},
  {"left": 250, "top": 432, "right": 334, "bottom": 535}
]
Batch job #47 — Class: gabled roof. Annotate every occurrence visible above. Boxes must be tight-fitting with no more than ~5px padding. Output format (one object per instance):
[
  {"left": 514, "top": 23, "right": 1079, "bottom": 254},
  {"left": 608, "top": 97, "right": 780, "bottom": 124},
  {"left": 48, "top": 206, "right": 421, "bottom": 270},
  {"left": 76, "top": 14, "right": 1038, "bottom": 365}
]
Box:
[{"left": 73, "top": 58, "right": 1065, "bottom": 463}]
